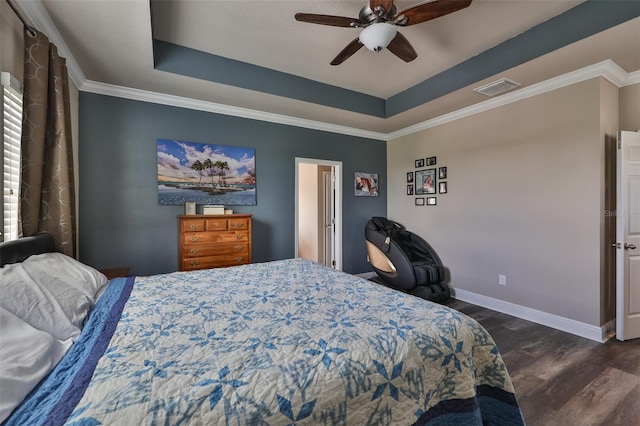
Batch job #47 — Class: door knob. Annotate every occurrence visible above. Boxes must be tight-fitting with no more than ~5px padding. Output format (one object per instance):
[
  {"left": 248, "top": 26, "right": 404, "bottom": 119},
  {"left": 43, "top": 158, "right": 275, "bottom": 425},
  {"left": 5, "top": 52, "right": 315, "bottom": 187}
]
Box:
[{"left": 625, "top": 243, "right": 637, "bottom": 250}]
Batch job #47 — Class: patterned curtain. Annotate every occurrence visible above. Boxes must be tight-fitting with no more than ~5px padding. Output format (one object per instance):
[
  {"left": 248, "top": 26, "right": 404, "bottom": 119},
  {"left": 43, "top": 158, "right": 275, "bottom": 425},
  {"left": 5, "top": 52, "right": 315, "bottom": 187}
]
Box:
[{"left": 19, "top": 28, "right": 76, "bottom": 256}]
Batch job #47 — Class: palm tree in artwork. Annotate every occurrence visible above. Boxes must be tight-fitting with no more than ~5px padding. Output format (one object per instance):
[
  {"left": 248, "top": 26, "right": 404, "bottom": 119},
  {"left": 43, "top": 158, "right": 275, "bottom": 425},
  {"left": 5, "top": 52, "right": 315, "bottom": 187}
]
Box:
[
  {"left": 191, "top": 160, "right": 204, "bottom": 185},
  {"left": 219, "top": 161, "right": 229, "bottom": 186},
  {"left": 203, "top": 158, "right": 214, "bottom": 186},
  {"left": 214, "top": 160, "right": 229, "bottom": 184},
  {"left": 213, "top": 160, "right": 224, "bottom": 186}
]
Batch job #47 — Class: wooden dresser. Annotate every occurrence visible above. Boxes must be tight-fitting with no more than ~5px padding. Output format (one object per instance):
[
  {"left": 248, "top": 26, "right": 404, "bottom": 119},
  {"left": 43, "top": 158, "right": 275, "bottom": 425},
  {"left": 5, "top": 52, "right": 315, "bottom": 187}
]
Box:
[{"left": 178, "top": 214, "right": 252, "bottom": 271}]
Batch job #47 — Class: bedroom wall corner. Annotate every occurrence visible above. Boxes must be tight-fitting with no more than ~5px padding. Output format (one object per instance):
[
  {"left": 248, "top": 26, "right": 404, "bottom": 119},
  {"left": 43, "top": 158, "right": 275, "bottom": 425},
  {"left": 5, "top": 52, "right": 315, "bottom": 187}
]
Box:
[
  {"left": 599, "top": 78, "right": 619, "bottom": 328},
  {"left": 386, "top": 78, "right": 604, "bottom": 327},
  {"left": 619, "top": 82, "right": 640, "bottom": 131},
  {"left": 0, "top": 1, "right": 24, "bottom": 79}
]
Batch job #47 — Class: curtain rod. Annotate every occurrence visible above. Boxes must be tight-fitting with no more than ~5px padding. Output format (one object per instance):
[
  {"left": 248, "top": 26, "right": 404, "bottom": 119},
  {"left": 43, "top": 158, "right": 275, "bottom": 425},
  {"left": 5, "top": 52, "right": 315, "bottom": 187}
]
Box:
[{"left": 6, "top": 0, "right": 37, "bottom": 37}]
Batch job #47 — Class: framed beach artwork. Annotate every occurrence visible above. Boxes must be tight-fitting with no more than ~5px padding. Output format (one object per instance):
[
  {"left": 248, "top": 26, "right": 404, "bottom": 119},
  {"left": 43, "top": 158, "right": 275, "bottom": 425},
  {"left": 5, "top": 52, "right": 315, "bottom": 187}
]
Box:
[{"left": 157, "top": 139, "right": 256, "bottom": 206}]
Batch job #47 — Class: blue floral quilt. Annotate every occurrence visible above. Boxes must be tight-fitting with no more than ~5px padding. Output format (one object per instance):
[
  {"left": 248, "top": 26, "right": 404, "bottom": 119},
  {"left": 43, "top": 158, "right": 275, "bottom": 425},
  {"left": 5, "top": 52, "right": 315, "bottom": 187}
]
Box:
[{"left": 6, "top": 258, "right": 524, "bottom": 425}]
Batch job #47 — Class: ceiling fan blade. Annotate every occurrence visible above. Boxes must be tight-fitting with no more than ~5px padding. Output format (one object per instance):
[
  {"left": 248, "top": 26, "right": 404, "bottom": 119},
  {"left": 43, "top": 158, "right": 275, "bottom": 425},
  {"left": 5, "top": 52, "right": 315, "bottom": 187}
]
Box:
[
  {"left": 295, "top": 13, "right": 363, "bottom": 28},
  {"left": 370, "top": 0, "right": 395, "bottom": 16},
  {"left": 386, "top": 32, "right": 417, "bottom": 62},
  {"left": 395, "top": 0, "right": 472, "bottom": 26},
  {"left": 330, "top": 38, "right": 364, "bottom": 65}
]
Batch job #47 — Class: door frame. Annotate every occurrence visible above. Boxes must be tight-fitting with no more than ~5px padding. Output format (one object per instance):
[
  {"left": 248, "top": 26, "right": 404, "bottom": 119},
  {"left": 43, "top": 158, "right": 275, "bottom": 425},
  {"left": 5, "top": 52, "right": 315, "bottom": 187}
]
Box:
[
  {"left": 321, "top": 168, "right": 335, "bottom": 267},
  {"left": 295, "top": 157, "right": 342, "bottom": 270}
]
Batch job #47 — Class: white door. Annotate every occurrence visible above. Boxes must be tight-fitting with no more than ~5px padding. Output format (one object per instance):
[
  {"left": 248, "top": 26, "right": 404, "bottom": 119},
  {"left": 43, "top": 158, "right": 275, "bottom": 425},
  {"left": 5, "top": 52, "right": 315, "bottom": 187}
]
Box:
[
  {"left": 616, "top": 130, "right": 640, "bottom": 341},
  {"left": 322, "top": 169, "right": 336, "bottom": 268}
]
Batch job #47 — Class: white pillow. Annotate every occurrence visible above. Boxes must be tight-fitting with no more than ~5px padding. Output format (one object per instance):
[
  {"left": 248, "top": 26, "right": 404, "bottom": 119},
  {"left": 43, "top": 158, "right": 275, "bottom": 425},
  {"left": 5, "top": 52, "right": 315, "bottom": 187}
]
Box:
[
  {"left": 0, "top": 306, "right": 73, "bottom": 423},
  {"left": 23, "top": 252, "right": 108, "bottom": 301},
  {"left": 0, "top": 253, "right": 108, "bottom": 341}
]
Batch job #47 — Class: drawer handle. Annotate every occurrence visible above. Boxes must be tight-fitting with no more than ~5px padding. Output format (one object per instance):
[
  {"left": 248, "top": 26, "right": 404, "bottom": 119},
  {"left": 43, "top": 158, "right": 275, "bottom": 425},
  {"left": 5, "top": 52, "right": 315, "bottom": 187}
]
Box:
[
  {"left": 235, "top": 245, "right": 243, "bottom": 251},
  {"left": 214, "top": 221, "right": 220, "bottom": 226},
  {"left": 236, "top": 235, "right": 243, "bottom": 240},
  {"left": 235, "top": 257, "right": 244, "bottom": 262},
  {"left": 190, "top": 236, "right": 200, "bottom": 242},
  {"left": 190, "top": 249, "right": 199, "bottom": 255},
  {"left": 190, "top": 224, "right": 200, "bottom": 230},
  {"left": 190, "top": 261, "right": 199, "bottom": 267},
  {"left": 234, "top": 223, "right": 243, "bottom": 228}
]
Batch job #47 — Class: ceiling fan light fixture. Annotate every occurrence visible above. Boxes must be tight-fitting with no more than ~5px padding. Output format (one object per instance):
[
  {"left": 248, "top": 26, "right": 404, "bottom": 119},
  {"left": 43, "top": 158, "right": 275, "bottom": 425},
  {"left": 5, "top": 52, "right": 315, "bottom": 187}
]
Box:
[{"left": 359, "top": 23, "right": 397, "bottom": 52}]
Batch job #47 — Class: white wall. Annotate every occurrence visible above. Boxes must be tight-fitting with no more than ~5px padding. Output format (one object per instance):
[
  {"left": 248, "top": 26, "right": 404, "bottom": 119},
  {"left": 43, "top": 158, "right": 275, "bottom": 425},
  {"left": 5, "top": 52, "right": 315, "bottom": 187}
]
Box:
[
  {"left": 388, "top": 78, "right": 614, "bottom": 327},
  {"left": 620, "top": 83, "right": 640, "bottom": 131}
]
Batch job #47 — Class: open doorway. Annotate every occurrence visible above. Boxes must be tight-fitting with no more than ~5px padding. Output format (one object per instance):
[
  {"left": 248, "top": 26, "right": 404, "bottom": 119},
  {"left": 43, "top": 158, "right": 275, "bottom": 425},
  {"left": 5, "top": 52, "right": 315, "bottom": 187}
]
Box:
[{"left": 295, "top": 158, "right": 342, "bottom": 270}]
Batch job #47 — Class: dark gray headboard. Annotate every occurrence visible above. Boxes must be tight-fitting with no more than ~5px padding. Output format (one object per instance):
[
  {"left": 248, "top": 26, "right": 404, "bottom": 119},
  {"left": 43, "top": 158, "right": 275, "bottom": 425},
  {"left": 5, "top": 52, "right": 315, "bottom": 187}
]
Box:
[{"left": 0, "top": 233, "right": 56, "bottom": 267}]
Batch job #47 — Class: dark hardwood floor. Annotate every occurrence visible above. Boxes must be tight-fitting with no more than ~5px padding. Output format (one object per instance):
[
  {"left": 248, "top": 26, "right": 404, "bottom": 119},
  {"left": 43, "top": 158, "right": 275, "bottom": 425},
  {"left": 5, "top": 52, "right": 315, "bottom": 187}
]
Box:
[{"left": 445, "top": 299, "right": 640, "bottom": 426}]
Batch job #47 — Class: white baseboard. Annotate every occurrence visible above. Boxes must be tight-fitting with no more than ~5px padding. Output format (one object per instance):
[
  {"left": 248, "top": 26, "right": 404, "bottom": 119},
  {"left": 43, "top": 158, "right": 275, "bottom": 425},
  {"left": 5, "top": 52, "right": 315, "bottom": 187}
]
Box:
[{"left": 452, "top": 288, "right": 611, "bottom": 343}]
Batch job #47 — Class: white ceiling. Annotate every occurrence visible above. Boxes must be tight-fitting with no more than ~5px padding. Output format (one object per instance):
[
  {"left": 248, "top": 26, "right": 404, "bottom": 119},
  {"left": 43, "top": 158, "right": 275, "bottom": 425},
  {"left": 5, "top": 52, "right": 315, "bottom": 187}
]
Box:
[{"left": 21, "top": 0, "right": 640, "bottom": 135}]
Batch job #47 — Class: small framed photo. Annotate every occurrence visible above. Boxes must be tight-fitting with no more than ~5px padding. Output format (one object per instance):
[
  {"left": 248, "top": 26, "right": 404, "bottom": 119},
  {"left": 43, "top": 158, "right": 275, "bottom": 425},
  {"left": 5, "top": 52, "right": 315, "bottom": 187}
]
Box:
[
  {"left": 407, "top": 172, "right": 414, "bottom": 183},
  {"left": 407, "top": 185, "right": 414, "bottom": 195},
  {"left": 426, "top": 156, "right": 437, "bottom": 166},
  {"left": 355, "top": 172, "right": 379, "bottom": 197},
  {"left": 426, "top": 197, "right": 437, "bottom": 206},
  {"left": 439, "top": 182, "right": 447, "bottom": 194},
  {"left": 439, "top": 167, "right": 447, "bottom": 179},
  {"left": 184, "top": 201, "right": 196, "bottom": 215},
  {"left": 415, "top": 197, "right": 425, "bottom": 206},
  {"left": 415, "top": 158, "right": 425, "bottom": 168}
]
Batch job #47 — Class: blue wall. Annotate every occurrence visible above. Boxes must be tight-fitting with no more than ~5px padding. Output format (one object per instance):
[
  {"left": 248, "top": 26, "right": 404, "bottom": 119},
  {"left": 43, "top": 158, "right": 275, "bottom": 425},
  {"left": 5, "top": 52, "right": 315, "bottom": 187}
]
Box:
[{"left": 78, "top": 93, "right": 387, "bottom": 276}]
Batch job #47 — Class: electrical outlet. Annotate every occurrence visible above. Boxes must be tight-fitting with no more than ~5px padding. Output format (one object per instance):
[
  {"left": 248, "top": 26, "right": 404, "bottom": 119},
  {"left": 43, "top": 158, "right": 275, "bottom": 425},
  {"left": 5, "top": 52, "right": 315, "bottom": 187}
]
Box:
[{"left": 498, "top": 274, "right": 507, "bottom": 286}]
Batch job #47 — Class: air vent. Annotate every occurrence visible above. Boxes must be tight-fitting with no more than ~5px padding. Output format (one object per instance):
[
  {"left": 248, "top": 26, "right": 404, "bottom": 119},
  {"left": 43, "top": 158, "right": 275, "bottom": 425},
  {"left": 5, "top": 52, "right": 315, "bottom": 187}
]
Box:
[{"left": 473, "top": 78, "right": 521, "bottom": 97}]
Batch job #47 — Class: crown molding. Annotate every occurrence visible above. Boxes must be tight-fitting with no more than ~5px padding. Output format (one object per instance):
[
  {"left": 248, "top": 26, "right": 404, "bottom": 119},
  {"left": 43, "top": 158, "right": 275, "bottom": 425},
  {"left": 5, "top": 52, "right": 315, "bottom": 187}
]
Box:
[
  {"left": 625, "top": 70, "right": 640, "bottom": 86},
  {"left": 14, "top": 0, "right": 86, "bottom": 89},
  {"left": 81, "top": 81, "right": 387, "bottom": 141},
  {"left": 83, "top": 60, "right": 637, "bottom": 142},
  {"left": 387, "top": 60, "right": 635, "bottom": 140}
]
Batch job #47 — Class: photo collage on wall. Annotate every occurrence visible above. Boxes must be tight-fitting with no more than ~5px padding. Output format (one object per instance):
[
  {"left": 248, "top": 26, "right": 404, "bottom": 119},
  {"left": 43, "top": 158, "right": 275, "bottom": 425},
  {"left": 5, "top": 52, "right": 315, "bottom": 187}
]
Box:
[{"left": 407, "top": 156, "right": 447, "bottom": 206}]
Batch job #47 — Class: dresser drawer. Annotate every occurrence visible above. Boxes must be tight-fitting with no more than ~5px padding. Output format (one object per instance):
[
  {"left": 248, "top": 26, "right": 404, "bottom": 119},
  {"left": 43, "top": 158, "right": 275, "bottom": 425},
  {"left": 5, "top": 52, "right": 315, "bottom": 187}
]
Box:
[
  {"left": 205, "top": 218, "right": 228, "bottom": 231},
  {"left": 181, "top": 219, "right": 206, "bottom": 233},
  {"left": 182, "top": 242, "right": 249, "bottom": 258},
  {"left": 228, "top": 218, "right": 250, "bottom": 230},
  {"left": 180, "top": 253, "right": 250, "bottom": 271},
  {"left": 183, "top": 231, "right": 250, "bottom": 245}
]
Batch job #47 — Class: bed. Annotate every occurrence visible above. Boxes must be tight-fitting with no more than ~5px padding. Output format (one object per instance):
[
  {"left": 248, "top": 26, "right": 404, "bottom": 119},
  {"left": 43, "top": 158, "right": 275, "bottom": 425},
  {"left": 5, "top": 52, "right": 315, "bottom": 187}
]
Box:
[{"left": 0, "top": 233, "right": 525, "bottom": 425}]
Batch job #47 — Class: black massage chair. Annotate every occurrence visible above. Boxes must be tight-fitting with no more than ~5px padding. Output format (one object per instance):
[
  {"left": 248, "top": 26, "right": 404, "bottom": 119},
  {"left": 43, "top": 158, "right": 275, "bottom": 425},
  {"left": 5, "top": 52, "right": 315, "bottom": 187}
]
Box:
[{"left": 365, "top": 217, "right": 450, "bottom": 303}]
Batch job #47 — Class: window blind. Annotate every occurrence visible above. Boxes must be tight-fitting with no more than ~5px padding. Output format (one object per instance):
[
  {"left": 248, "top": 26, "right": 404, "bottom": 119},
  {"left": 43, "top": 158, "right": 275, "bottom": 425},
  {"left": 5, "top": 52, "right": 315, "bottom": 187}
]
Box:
[{"left": 2, "top": 72, "right": 22, "bottom": 241}]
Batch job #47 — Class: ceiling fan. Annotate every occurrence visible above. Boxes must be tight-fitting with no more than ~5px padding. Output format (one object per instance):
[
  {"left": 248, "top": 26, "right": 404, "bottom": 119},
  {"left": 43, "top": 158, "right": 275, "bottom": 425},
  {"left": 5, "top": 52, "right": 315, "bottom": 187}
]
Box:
[{"left": 295, "top": 0, "right": 472, "bottom": 65}]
